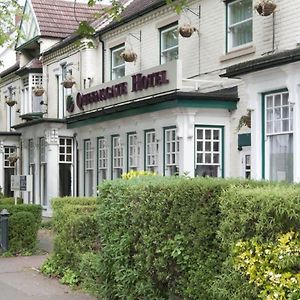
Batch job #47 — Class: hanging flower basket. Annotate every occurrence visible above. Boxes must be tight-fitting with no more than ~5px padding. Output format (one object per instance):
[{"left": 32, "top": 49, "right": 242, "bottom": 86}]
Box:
[
  {"left": 255, "top": 1, "right": 277, "bottom": 16},
  {"left": 5, "top": 99, "right": 17, "bottom": 107},
  {"left": 179, "top": 24, "right": 198, "bottom": 38},
  {"left": 8, "top": 153, "right": 19, "bottom": 164},
  {"left": 34, "top": 86, "right": 45, "bottom": 96},
  {"left": 237, "top": 110, "right": 251, "bottom": 131},
  {"left": 62, "top": 79, "right": 75, "bottom": 89},
  {"left": 120, "top": 50, "right": 137, "bottom": 62}
]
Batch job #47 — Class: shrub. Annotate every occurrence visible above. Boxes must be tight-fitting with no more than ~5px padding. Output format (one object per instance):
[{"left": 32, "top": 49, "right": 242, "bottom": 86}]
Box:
[
  {"left": 0, "top": 197, "right": 23, "bottom": 205},
  {"left": 96, "top": 177, "right": 262, "bottom": 300},
  {"left": 8, "top": 211, "right": 40, "bottom": 254},
  {"left": 42, "top": 197, "right": 98, "bottom": 286}
]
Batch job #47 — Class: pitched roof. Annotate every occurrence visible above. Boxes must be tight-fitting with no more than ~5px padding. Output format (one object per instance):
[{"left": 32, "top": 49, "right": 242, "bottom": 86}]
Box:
[{"left": 31, "top": 0, "right": 106, "bottom": 38}]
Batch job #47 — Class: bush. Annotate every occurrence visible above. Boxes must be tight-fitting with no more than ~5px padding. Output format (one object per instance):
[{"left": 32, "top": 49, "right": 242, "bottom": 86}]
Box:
[
  {"left": 42, "top": 197, "right": 98, "bottom": 286},
  {"left": 96, "top": 177, "right": 264, "bottom": 300},
  {"left": 0, "top": 197, "right": 23, "bottom": 205},
  {"left": 8, "top": 211, "right": 40, "bottom": 254}
]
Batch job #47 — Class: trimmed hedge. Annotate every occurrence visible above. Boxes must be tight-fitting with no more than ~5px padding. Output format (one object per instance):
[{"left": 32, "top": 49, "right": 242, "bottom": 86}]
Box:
[
  {"left": 0, "top": 204, "right": 42, "bottom": 254},
  {"left": 42, "top": 197, "right": 98, "bottom": 285},
  {"left": 0, "top": 197, "right": 23, "bottom": 205},
  {"left": 95, "top": 177, "right": 269, "bottom": 300}
]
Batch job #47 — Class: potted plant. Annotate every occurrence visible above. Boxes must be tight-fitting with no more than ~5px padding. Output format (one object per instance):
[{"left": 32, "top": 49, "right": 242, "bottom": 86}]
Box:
[
  {"left": 237, "top": 110, "right": 251, "bottom": 131},
  {"left": 255, "top": 0, "right": 277, "bottom": 16},
  {"left": 62, "top": 74, "right": 76, "bottom": 89},
  {"left": 179, "top": 24, "right": 198, "bottom": 38},
  {"left": 120, "top": 49, "right": 137, "bottom": 62},
  {"left": 8, "top": 152, "right": 19, "bottom": 164},
  {"left": 34, "top": 85, "right": 45, "bottom": 96},
  {"left": 5, "top": 98, "right": 17, "bottom": 107}
]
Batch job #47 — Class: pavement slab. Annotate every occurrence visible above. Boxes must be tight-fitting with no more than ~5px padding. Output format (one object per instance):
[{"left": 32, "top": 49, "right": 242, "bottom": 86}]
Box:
[{"left": 0, "top": 255, "right": 97, "bottom": 300}]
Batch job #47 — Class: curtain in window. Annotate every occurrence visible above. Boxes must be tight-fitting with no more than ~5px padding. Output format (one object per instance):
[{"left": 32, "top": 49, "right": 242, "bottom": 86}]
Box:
[{"left": 269, "top": 134, "right": 293, "bottom": 182}]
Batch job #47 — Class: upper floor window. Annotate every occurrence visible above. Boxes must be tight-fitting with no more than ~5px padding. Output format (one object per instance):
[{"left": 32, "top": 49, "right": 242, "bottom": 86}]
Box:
[
  {"left": 111, "top": 44, "right": 125, "bottom": 80},
  {"left": 227, "top": 0, "right": 253, "bottom": 51},
  {"left": 160, "top": 23, "right": 178, "bottom": 64}
]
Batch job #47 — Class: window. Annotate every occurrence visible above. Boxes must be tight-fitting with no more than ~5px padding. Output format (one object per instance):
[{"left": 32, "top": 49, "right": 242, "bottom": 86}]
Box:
[
  {"left": 128, "top": 133, "right": 138, "bottom": 171},
  {"left": 97, "top": 137, "right": 108, "bottom": 183},
  {"left": 227, "top": 0, "right": 253, "bottom": 51},
  {"left": 145, "top": 130, "right": 158, "bottom": 173},
  {"left": 84, "top": 140, "right": 94, "bottom": 196},
  {"left": 59, "top": 137, "right": 73, "bottom": 196},
  {"left": 4, "top": 146, "right": 16, "bottom": 197},
  {"left": 39, "top": 137, "right": 47, "bottom": 206},
  {"left": 164, "top": 127, "right": 179, "bottom": 176},
  {"left": 111, "top": 44, "right": 125, "bottom": 80},
  {"left": 112, "top": 135, "right": 123, "bottom": 179},
  {"left": 29, "top": 139, "right": 35, "bottom": 203},
  {"left": 244, "top": 154, "right": 251, "bottom": 179},
  {"left": 160, "top": 23, "right": 178, "bottom": 64},
  {"left": 195, "top": 127, "right": 223, "bottom": 177},
  {"left": 264, "top": 91, "right": 293, "bottom": 182}
]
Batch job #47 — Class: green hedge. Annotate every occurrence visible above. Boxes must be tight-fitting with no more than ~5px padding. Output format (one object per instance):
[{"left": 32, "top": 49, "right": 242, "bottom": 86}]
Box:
[
  {"left": 95, "top": 177, "right": 268, "bottom": 300},
  {"left": 42, "top": 197, "right": 98, "bottom": 285},
  {"left": 0, "top": 197, "right": 23, "bottom": 205},
  {"left": 0, "top": 205, "right": 42, "bottom": 254}
]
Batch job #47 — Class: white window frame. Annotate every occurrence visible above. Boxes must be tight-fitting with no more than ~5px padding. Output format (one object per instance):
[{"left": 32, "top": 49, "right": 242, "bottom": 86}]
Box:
[
  {"left": 4, "top": 146, "right": 17, "bottom": 169},
  {"left": 111, "top": 44, "right": 125, "bottom": 80},
  {"left": 97, "top": 137, "right": 108, "bottom": 183},
  {"left": 84, "top": 139, "right": 94, "bottom": 196},
  {"left": 112, "top": 135, "right": 123, "bottom": 179},
  {"left": 145, "top": 130, "right": 158, "bottom": 172},
  {"left": 160, "top": 23, "right": 178, "bottom": 64},
  {"left": 264, "top": 91, "right": 293, "bottom": 182},
  {"left": 227, "top": 0, "right": 253, "bottom": 52},
  {"left": 164, "top": 127, "right": 179, "bottom": 176},
  {"left": 39, "top": 137, "right": 47, "bottom": 206},
  {"left": 195, "top": 127, "right": 222, "bottom": 178},
  {"left": 59, "top": 137, "right": 73, "bottom": 163},
  {"left": 128, "top": 133, "right": 138, "bottom": 171}
]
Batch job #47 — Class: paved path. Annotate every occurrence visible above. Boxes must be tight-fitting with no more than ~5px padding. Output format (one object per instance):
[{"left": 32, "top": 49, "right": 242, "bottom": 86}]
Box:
[{"left": 0, "top": 230, "right": 97, "bottom": 300}]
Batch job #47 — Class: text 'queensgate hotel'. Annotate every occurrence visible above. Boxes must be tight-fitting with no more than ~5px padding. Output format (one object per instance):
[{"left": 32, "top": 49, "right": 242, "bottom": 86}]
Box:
[{"left": 76, "top": 70, "right": 169, "bottom": 111}]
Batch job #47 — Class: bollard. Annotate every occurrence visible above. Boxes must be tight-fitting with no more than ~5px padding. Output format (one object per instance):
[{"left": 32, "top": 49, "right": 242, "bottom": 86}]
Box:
[{"left": 0, "top": 209, "right": 10, "bottom": 252}]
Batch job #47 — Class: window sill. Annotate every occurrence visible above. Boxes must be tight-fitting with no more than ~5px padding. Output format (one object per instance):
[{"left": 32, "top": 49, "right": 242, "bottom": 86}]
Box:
[{"left": 220, "top": 45, "right": 256, "bottom": 62}]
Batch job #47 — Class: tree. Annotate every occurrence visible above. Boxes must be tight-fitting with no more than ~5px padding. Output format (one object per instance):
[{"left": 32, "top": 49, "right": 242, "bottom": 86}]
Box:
[{"left": 0, "top": 0, "right": 22, "bottom": 48}]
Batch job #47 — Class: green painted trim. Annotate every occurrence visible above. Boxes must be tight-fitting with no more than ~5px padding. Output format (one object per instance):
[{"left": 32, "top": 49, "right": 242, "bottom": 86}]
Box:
[
  {"left": 194, "top": 125, "right": 225, "bottom": 178},
  {"left": 110, "top": 43, "right": 125, "bottom": 81},
  {"left": 261, "top": 88, "right": 288, "bottom": 180},
  {"left": 163, "top": 126, "right": 177, "bottom": 176},
  {"left": 83, "top": 139, "right": 89, "bottom": 196},
  {"left": 159, "top": 21, "right": 178, "bottom": 65},
  {"left": 15, "top": 35, "right": 40, "bottom": 51},
  {"left": 144, "top": 129, "right": 155, "bottom": 171},
  {"left": 67, "top": 98, "right": 237, "bottom": 129},
  {"left": 110, "top": 134, "right": 119, "bottom": 180},
  {"left": 238, "top": 133, "right": 251, "bottom": 148},
  {"left": 126, "top": 132, "right": 136, "bottom": 172}
]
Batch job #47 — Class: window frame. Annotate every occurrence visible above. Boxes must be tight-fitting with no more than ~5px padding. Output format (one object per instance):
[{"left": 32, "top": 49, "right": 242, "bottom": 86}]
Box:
[
  {"left": 194, "top": 125, "right": 225, "bottom": 178},
  {"left": 163, "top": 126, "right": 179, "bottom": 176},
  {"left": 84, "top": 139, "right": 94, "bottom": 196},
  {"left": 159, "top": 22, "right": 179, "bottom": 64},
  {"left": 111, "top": 44, "right": 125, "bottom": 80},
  {"left": 226, "top": 0, "right": 253, "bottom": 52},
  {"left": 144, "top": 129, "right": 158, "bottom": 172},
  {"left": 97, "top": 137, "right": 108, "bottom": 184},
  {"left": 111, "top": 135, "right": 124, "bottom": 179},
  {"left": 127, "top": 132, "right": 138, "bottom": 172}
]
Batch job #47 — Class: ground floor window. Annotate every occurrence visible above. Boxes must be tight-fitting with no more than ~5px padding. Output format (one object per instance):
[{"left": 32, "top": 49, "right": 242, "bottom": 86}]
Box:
[
  {"left": 59, "top": 137, "right": 73, "bottom": 197},
  {"left": 84, "top": 139, "right": 94, "bottom": 196},
  {"left": 112, "top": 135, "right": 123, "bottom": 179},
  {"left": 164, "top": 127, "right": 179, "bottom": 176},
  {"left": 127, "top": 133, "right": 138, "bottom": 171},
  {"left": 264, "top": 90, "right": 293, "bottom": 182},
  {"left": 145, "top": 130, "right": 158, "bottom": 173},
  {"left": 97, "top": 137, "right": 108, "bottom": 183},
  {"left": 195, "top": 126, "right": 223, "bottom": 177},
  {"left": 39, "top": 137, "right": 47, "bottom": 206},
  {"left": 29, "top": 139, "right": 35, "bottom": 203},
  {"left": 4, "top": 146, "right": 16, "bottom": 196}
]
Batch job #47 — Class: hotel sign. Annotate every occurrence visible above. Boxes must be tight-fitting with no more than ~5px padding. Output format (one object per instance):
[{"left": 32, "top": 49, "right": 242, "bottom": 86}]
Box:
[{"left": 67, "top": 60, "right": 182, "bottom": 114}]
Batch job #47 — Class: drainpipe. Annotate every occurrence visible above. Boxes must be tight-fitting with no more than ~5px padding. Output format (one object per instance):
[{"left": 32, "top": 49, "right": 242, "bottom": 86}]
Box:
[{"left": 99, "top": 37, "right": 105, "bottom": 83}]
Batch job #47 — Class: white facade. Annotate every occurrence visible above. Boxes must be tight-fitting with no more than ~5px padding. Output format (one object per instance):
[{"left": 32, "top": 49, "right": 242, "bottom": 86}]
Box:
[{"left": 0, "top": 0, "right": 299, "bottom": 215}]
